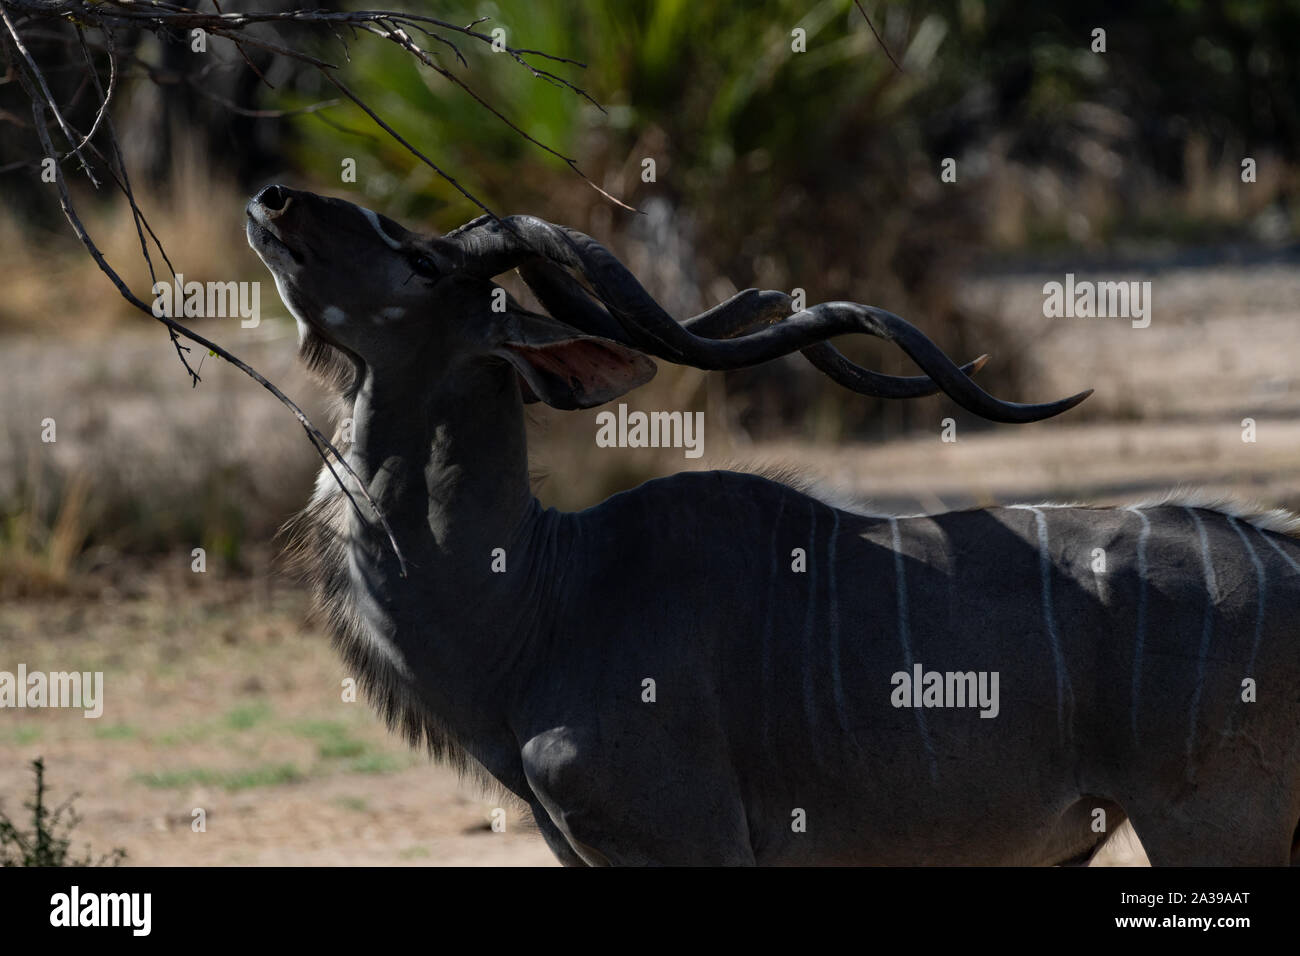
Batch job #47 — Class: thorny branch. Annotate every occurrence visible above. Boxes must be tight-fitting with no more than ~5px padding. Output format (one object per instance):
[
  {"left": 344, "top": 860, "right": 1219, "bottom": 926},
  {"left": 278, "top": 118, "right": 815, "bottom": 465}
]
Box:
[{"left": 0, "top": 0, "right": 619, "bottom": 575}]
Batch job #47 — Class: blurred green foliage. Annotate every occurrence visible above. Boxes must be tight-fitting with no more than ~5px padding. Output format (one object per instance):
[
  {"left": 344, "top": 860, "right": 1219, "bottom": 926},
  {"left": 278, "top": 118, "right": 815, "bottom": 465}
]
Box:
[
  {"left": 280, "top": 0, "right": 1298, "bottom": 234},
  {"left": 285, "top": 0, "right": 923, "bottom": 226}
]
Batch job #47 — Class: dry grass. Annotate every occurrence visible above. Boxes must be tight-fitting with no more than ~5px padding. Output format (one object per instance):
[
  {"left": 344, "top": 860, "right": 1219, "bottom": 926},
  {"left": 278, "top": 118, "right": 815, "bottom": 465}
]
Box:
[
  {"left": 0, "top": 466, "right": 90, "bottom": 599},
  {"left": 0, "top": 142, "right": 257, "bottom": 335}
]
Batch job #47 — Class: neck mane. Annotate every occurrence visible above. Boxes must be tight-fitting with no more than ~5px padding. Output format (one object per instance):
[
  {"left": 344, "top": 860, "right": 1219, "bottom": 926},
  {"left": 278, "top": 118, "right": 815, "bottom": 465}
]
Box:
[{"left": 281, "top": 354, "right": 550, "bottom": 782}]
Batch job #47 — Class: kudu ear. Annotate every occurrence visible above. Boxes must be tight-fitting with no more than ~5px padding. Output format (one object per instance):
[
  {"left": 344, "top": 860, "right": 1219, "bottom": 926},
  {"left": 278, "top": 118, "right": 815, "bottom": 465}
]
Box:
[{"left": 493, "top": 313, "right": 657, "bottom": 410}]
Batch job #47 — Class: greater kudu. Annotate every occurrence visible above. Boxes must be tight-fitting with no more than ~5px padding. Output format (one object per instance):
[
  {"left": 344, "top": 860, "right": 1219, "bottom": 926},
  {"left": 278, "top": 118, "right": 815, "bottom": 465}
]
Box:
[{"left": 247, "top": 185, "right": 1300, "bottom": 866}]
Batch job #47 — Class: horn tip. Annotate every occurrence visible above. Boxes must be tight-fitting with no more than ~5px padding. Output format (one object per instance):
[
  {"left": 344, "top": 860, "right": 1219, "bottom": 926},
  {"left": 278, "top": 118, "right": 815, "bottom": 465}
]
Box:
[
  {"left": 1049, "top": 388, "right": 1094, "bottom": 416},
  {"left": 1015, "top": 387, "right": 1095, "bottom": 424}
]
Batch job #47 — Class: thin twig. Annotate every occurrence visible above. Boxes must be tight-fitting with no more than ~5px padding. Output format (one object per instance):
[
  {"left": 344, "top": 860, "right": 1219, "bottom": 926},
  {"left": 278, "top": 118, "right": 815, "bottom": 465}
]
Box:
[
  {"left": 208, "top": 0, "right": 275, "bottom": 91},
  {"left": 854, "top": 0, "right": 903, "bottom": 73},
  {"left": 318, "top": 67, "right": 498, "bottom": 221},
  {"left": 75, "top": 25, "right": 175, "bottom": 306},
  {"left": 0, "top": 1, "right": 100, "bottom": 184},
  {"left": 368, "top": 18, "right": 626, "bottom": 208},
  {"left": 66, "top": 24, "right": 116, "bottom": 161}
]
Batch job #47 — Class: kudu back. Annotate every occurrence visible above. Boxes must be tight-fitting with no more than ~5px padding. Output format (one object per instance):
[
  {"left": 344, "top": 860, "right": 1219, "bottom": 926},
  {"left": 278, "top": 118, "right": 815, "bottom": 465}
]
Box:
[{"left": 247, "top": 185, "right": 1300, "bottom": 865}]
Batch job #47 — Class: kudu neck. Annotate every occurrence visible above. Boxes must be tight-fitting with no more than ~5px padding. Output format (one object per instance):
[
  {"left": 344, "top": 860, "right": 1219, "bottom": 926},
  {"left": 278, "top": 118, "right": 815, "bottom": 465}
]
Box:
[
  {"left": 342, "top": 360, "right": 551, "bottom": 772},
  {"left": 348, "top": 359, "right": 539, "bottom": 573}
]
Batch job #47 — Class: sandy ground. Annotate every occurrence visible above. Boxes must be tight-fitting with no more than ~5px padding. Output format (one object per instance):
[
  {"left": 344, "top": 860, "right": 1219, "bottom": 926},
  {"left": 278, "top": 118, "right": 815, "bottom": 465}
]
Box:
[
  {"left": 0, "top": 571, "right": 556, "bottom": 866},
  {"left": 2, "top": 252, "right": 1298, "bottom": 865}
]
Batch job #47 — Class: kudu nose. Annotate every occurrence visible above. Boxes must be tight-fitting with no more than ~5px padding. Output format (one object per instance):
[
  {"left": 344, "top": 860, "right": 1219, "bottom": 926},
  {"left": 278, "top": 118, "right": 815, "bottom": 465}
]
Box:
[{"left": 254, "top": 184, "right": 292, "bottom": 215}]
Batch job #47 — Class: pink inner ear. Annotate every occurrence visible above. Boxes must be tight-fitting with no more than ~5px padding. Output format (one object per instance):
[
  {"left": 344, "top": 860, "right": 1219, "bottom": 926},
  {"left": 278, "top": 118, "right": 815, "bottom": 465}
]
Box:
[
  {"left": 511, "top": 340, "right": 624, "bottom": 386},
  {"left": 502, "top": 338, "right": 656, "bottom": 408}
]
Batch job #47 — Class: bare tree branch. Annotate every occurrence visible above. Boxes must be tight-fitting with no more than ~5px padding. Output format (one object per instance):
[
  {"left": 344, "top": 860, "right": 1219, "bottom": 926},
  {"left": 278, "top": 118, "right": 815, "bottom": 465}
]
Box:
[
  {"left": 3, "top": 24, "right": 412, "bottom": 576},
  {"left": 0, "top": 1, "right": 100, "bottom": 183}
]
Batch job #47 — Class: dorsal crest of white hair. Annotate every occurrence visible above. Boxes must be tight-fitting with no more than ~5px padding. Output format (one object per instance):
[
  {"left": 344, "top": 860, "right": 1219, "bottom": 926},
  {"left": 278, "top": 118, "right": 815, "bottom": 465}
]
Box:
[
  {"left": 1126, "top": 488, "right": 1300, "bottom": 536},
  {"left": 744, "top": 462, "right": 1300, "bottom": 537},
  {"left": 742, "top": 462, "right": 907, "bottom": 518}
]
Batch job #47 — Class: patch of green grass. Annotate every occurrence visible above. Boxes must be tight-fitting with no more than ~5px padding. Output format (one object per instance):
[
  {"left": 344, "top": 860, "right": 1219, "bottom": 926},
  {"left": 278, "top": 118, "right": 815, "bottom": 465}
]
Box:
[
  {"left": 156, "top": 701, "right": 274, "bottom": 745},
  {"left": 289, "top": 719, "right": 349, "bottom": 739},
  {"left": 155, "top": 724, "right": 212, "bottom": 746},
  {"left": 333, "top": 796, "right": 368, "bottom": 812},
  {"left": 223, "top": 701, "right": 272, "bottom": 731},
  {"left": 91, "top": 723, "right": 136, "bottom": 741},
  {"left": 1, "top": 726, "right": 43, "bottom": 745},
  {"left": 318, "top": 738, "right": 367, "bottom": 759},
  {"left": 134, "top": 762, "right": 303, "bottom": 792},
  {"left": 289, "top": 718, "right": 368, "bottom": 760},
  {"left": 133, "top": 768, "right": 224, "bottom": 790},
  {"left": 397, "top": 845, "right": 430, "bottom": 859},
  {"left": 347, "top": 753, "right": 406, "bottom": 775},
  {"left": 220, "top": 764, "right": 302, "bottom": 791}
]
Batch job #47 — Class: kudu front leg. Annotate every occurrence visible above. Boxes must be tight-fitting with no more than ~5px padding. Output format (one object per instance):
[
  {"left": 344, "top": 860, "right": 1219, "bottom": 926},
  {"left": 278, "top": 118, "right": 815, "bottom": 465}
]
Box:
[
  {"left": 521, "top": 728, "right": 756, "bottom": 866},
  {"left": 1122, "top": 760, "right": 1300, "bottom": 866},
  {"left": 526, "top": 799, "right": 590, "bottom": 867}
]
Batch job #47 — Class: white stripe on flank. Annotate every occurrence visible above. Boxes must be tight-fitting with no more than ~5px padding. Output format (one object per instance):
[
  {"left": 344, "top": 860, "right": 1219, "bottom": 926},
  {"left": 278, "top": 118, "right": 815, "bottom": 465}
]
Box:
[
  {"left": 889, "top": 518, "right": 938, "bottom": 782},
  {"left": 1025, "top": 508, "right": 1072, "bottom": 743},
  {"left": 1184, "top": 508, "right": 1219, "bottom": 775},
  {"left": 360, "top": 207, "right": 404, "bottom": 250},
  {"left": 1123, "top": 505, "right": 1151, "bottom": 745},
  {"left": 1228, "top": 518, "right": 1267, "bottom": 678},
  {"left": 1260, "top": 531, "right": 1300, "bottom": 574}
]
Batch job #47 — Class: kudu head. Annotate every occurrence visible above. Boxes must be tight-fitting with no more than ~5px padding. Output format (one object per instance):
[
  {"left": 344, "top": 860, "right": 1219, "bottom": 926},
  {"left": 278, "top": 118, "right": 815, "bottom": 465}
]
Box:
[
  {"left": 246, "top": 184, "right": 1091, "bottom": 422},
  {"left": 245, "top": 184, "right": 657, "bottom": 409}
]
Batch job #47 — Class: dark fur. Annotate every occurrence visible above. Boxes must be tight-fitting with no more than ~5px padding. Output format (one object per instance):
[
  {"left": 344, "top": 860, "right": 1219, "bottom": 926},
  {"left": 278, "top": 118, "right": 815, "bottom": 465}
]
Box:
[{"left": 279, "top": 326, "right": 486, "bottom": 785}]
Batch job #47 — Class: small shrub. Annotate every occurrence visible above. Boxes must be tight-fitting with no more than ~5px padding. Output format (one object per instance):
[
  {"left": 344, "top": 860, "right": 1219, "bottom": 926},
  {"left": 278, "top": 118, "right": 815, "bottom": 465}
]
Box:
[{"left": 0, "top": 758, "right": 126, "bottom": 867}]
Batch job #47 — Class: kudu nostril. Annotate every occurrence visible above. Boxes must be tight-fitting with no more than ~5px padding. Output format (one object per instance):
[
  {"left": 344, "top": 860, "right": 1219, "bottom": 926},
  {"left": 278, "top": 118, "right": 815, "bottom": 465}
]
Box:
[{"left": 255, "top": 184, "right": 291, "bottom": 213}]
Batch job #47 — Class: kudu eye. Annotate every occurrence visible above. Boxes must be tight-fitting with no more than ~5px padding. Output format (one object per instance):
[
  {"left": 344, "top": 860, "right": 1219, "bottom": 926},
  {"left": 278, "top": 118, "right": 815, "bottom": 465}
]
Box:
[{"left": 410, "top": 254, "right": 441, "bottom": 278}]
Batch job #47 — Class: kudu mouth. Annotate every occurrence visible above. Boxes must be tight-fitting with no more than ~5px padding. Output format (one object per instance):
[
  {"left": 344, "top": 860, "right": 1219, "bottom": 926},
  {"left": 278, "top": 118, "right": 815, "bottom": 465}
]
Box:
[
  {"left": 245, "top": 184, "right": 303, "bottom": 266},
  {"left": 246, "top": 185, "right": 368, "bottom": 390}
]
